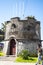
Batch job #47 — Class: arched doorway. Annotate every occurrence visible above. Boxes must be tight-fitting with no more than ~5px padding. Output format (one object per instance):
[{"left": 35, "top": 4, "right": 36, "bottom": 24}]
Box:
[{"left": 10, "top": 39, "right": 16, "bottom": 55}]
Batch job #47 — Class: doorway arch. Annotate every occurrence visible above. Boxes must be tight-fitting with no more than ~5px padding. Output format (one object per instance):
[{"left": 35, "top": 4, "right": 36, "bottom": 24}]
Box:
[{"left": 10, "top": 39, "right": 16, "bottom": 55}]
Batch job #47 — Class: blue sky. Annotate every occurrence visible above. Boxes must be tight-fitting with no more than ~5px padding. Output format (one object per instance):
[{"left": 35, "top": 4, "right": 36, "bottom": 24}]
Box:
[{"left": 0, "top": 0, "right": 43, "bottom": 40}]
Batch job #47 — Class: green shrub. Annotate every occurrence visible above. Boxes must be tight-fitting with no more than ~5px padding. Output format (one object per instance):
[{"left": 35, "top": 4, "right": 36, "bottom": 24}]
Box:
[
  {"left": 18, "top": 50, "right": 29, "bottom": 60},
  {"left": 29, "top": 52, "right": 38, "bottom": 57},
  {"left": 18, "top": 49, "right": 37, "bottom": 59}
]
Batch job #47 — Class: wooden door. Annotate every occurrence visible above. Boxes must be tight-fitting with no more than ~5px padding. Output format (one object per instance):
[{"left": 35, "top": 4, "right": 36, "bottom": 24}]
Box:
[{"left": 10, "top": 39, "right": 16, "bottom": 55}]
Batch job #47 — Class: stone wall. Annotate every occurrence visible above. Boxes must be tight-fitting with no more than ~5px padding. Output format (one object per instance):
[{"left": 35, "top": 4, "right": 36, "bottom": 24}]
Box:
[
  {"left": 5, "top": 17, "right": 40, "bottom": 40},
  {"left": 4, "top": 17, "right": 41, "bottom": 56},
  {"left": 17, "top": 39, "right": 38, "bottom": 54}
]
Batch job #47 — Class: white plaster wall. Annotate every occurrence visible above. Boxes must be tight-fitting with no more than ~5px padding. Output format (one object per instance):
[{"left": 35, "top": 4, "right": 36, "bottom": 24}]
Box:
[
  {"left": 15, "top": 40, "right": 19, "bottom": 56},
  {"left": 3, "top": 41, "right": 9, "bottom": 55}
]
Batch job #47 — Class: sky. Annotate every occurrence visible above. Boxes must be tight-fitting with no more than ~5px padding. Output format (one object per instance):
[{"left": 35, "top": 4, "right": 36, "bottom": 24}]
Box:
[{"left": 0, "top": 0, "right": 43, "bottom": 40}]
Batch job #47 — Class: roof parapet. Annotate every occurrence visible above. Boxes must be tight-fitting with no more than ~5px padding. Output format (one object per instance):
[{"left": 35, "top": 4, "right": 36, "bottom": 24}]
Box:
[
  {"left": 11, "top": 17, "right": 20, "bottom": 20},
  {"left": 25, "top": 16, "right": 36, "bottom": 20},
  {"left": 36, "top": 21, "right": 40, "bottom": 24}
]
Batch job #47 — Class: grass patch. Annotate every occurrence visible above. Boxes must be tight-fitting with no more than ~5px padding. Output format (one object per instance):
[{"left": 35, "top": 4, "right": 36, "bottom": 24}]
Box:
[
  {"left": 15, "top": 56, "right": 37, "bottom": 63},
  {"left": 0, "top": 51, "right": 5, "bottom": 56}
]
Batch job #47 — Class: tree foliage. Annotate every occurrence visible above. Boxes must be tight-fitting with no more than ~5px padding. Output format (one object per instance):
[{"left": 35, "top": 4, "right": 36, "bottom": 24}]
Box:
[{"left": 1, "top": 22, "right": 7, "bottom": 32}]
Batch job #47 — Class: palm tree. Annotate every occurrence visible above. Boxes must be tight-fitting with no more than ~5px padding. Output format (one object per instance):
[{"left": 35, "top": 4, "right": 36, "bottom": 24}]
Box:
[
  {"left": 0, "top": 21, "right": 10, "bottom": 41},
  {"left": 1, "top": 22, "right": 7, "bottom": 33},
  {"left": 0, "top": 22, "right": 7, "bottom": 41}
]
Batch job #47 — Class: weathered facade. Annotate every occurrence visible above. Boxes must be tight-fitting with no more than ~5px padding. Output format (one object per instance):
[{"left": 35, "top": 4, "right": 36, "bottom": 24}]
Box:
[{"left": 3, "top": 16, "right": 41, "bottom": 56}]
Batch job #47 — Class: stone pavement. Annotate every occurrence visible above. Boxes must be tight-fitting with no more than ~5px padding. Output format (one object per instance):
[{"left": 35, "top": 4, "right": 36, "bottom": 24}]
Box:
[
  {"left": 0, "top": 61, "right": 42, "bottom": 65},
  {"left": 0, "top": 61, "right": 35, "bottom": 65},
  {"left": 0, "top": 56, "right": 42, "bottom": 65},
  {"left": 0, "top": 56, "right": 16, "bottom": 61}
]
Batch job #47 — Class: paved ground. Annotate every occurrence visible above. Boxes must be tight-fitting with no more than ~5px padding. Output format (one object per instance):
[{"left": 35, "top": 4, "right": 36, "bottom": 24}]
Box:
[
  {"left": 0, "top": 56, "right": 42, "bottom": 65},
  {"left": 0, "top": 61, "right": 36, "bottom": 65},
  {"left": 0, "top": 61, "right": 42, "bottom": 65},
  {"left": 0, "top": 56, "right": 16, "bottom": 61}
]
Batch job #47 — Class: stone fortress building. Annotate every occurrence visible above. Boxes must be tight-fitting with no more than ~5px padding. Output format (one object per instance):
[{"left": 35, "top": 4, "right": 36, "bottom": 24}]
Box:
[{"left": 3, "top": 16, "right": 41, "bottom": 56}]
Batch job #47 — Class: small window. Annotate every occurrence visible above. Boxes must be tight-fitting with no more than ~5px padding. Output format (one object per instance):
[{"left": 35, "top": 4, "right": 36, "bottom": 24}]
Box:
[
  {"left": 12, "top": 24, "right": 16, "bottom": 28},
  {"left": 27, "top": 25, "right": 31, "bottom": 30}
]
